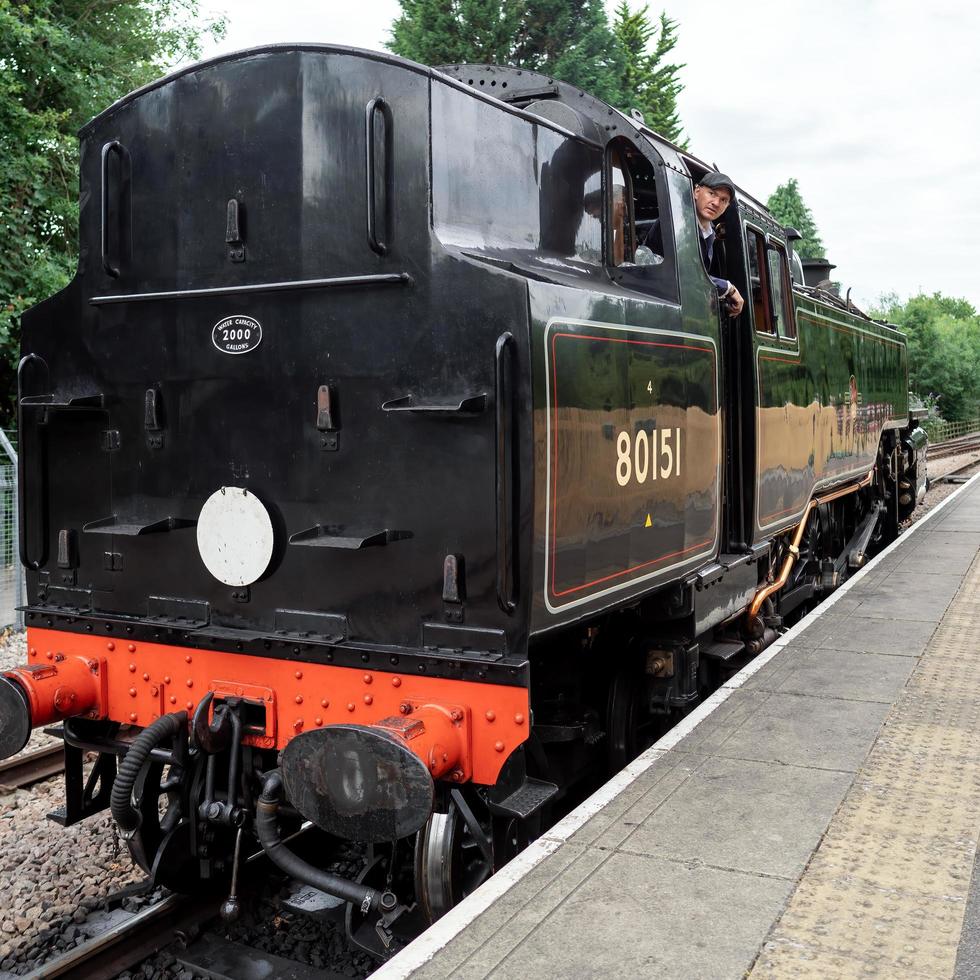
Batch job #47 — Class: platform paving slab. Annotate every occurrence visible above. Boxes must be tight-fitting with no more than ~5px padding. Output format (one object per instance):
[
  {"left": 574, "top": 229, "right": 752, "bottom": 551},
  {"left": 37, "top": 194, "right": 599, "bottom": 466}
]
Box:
[
  {"left": 850, "top": 588, "right": 957, "bottom": 622},
  {"left": 564, "top": 750, "right": 698, "bottom": 850},
  {"left": 709, "top": 690, "right": 892, "bottom": 772},
  {"left": 786, "top": 607, "right": 861, "bottom": 651},
  {"left": 810, "top": 613, "right": 937, "bottom": 655},
  {"left": 749, "top": 646, "right": 917, "bottom": 702},
  {"left": 663, "top": 689, "right": 773, "bottom": 758},
  {"left": 612, "top": 754, "right": 852, "bottom": 879},
  {"left": 436, "top": 853, "right": 795, "bottom": 980}
]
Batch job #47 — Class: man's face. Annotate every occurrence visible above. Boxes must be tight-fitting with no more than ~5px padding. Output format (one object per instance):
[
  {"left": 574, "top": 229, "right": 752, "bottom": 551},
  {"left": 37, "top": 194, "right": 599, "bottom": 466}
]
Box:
[{"left": 694, "top": 184, "right": 732, "bottom": 224}]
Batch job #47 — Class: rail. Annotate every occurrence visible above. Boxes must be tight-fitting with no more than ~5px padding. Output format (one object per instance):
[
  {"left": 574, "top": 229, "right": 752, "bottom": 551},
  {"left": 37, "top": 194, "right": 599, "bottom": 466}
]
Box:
[
  {"left": 927, "top": 432, "right": 980, "bottom": 461},
  {"left": 22, "top": 893, "right": 218, "bottom": 980},
  {"left": 0, "top": 741, "right": 64, "bottom": 791}
]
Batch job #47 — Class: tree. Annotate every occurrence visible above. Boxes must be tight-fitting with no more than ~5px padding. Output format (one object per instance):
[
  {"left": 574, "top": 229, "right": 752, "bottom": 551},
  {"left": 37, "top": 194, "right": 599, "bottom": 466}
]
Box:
[
  {"left": 766, "top": 178, "right": 826, "bottom": 260},
  {"left": 511, "top": 0, "right": 624, "bottom": 104},
  {"left": 388, "top": 0, "right": 520, "bottom": 67},
  {"left": 611, "top": 4, "right": 685, "bottom": 146},
  {"left": 0, "top": 0, "right": 225, "bottom": 426},
  {"left": 872, "top": 292, "right": 980, "bottom": 422},
  {"left": 388, "top": 0, "right": 627, "bottom": 107}
]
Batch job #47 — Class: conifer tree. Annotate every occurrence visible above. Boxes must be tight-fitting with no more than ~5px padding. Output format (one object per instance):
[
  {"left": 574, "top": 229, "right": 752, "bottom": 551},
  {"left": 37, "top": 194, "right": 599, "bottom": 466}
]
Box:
[
  {"left": 612, "top": 4, "right": 685, "bottom": 146},
  {"left": 766, "top": 179, "right": 826, "bottom": 260},
  {"left": 387, "top": 0, "right": 520, "bottom": 67},
  {"left": 511, "top": 0, "right": 624, "bottom": 104},
  {"left": 388, "top": 0, "right": 625, "bottom": 105}
]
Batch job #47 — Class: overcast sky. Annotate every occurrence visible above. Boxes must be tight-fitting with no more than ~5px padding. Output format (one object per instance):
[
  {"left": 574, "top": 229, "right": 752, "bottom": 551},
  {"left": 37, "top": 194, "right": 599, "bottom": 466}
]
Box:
[{"left": 189, "top": 0, "right": 979, "bottom": 311}]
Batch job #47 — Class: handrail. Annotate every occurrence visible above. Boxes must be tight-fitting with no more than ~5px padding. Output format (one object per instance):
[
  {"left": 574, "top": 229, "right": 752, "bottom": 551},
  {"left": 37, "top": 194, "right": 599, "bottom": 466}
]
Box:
[
  {"left": 16, "top": 354, "right": 49, "bottom": 570},
  {"left": 495, "top": 333, "right": 518, "bottom": 613},
  {"left": 89, "top": 272, "right": 411, "bottom": 306},
  {"left": 365, "top": 96, "right": 392, "bottom": 256},
  {"left": 100, "top": 140, "right": 123, "bottom": 278}
]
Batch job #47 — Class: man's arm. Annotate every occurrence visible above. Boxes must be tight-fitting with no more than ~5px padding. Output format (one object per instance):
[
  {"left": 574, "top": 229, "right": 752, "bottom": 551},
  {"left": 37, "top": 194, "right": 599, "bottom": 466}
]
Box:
[{"left": 712, "top": 276, "right": 744, "bottom": 316}]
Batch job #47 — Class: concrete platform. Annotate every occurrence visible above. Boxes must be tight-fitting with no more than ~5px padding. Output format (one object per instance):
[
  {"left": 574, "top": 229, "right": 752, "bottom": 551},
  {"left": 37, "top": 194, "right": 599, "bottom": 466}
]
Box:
[{"left": 374, "top": 471, "right": 980, "bottom": 980}]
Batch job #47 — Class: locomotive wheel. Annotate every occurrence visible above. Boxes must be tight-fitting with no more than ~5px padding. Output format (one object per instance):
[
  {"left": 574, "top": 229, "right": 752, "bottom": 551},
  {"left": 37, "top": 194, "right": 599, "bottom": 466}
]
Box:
[
  {"left": 126, "top": 759, "right": 186, "bottom": 876},
  {"left": 126, "top": 755, "right": 213, "bottom": 892},
  {"left": 606, "top": 662, "right": 650, "bottom": 774},
  {"left": 415, "top": 787, "right": 500, "bottom": 923}
]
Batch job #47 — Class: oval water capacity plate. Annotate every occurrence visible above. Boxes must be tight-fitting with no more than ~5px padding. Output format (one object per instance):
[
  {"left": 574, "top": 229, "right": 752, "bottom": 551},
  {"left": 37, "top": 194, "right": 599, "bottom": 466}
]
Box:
[{"left": 212, "top": 315, "right": 262, "bottom": 354}]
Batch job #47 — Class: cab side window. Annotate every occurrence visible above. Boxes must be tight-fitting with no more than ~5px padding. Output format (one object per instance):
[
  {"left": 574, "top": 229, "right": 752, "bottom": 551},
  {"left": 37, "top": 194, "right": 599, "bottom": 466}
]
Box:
[
  {"left": 767, "top": 243, "right": 797, "bottom": 340},
  {"left": 746, "top": 228, "right": 773, "bottom": 334},
  {"left": 604, "top": 137, "right": 677, "bottom": 302},
  {"left": 608, "top": 147, "right": 633, "bottom": 266}
]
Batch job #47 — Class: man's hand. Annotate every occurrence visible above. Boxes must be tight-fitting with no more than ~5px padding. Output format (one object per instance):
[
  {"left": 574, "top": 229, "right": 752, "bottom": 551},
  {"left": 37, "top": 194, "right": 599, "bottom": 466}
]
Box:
[{"left": 724, "top": 285, "right": 744, "bottom": 317}]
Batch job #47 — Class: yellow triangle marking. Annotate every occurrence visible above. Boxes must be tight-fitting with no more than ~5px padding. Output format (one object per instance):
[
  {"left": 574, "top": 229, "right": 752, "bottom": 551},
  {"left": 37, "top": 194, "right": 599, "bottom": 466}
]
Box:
[{"left": 644, "top": 514, "right": 653, "bottom": 528}]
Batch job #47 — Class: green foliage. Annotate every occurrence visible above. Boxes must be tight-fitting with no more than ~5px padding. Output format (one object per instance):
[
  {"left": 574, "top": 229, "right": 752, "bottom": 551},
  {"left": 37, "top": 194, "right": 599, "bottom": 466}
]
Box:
[
  {"left": 388, "top": 0, "right": 521, "bottom": 67},
  {"left": 766, "top": 178, "right": 825, "bottom": 260},
  {"left": 510, "top": 0, "right": 624, "bottom": 103},
  {"left": 389, "top": 0, "right": 688, "bottom": 117},
  {"left": 872, "top": 292, "right": 980, "bottom": 422},
  {"left": 0, "top": 0, "right": 225, "bottom": 426},
  {"left": 611, "top": 4, "right": 685, "bottom": 146}
]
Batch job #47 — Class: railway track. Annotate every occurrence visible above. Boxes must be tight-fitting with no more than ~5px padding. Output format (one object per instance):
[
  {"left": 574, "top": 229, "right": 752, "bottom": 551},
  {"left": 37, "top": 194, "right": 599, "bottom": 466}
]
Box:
[
  {"left": 927, "top": 431, "right": 980, "bottom": 460},
  {"left": 21, "top": 892, "right": 218, "bottom": 980},
  {"left": 931, "top": 455, "right": 980, "bottom": 486},
  {"left": 0, "top": 742, "right": 64, "bottom": 792}
]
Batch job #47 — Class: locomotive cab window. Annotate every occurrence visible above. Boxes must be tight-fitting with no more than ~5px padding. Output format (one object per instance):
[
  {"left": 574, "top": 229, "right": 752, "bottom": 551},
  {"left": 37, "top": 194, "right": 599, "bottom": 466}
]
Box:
[
  {"left": 746, "top": 226, "right": 775, "bottom": 335},
  {"left": 608, "top": 147, "right": 633, "bottom": 266},
  {"left": 746, "top": 227, "right": 797, "bottom": 341},
  {"left": 767, "top": 241, "right": 797, "bottom": 340},
  {"left": 605, "top": 137, "right": 677, "bottom": 301}
]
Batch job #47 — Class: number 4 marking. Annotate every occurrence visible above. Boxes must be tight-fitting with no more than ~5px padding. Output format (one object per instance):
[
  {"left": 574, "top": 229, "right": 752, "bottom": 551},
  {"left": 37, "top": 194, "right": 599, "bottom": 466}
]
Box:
[{"left": 646, "top": 381, "right": 653, "bottom": 394}]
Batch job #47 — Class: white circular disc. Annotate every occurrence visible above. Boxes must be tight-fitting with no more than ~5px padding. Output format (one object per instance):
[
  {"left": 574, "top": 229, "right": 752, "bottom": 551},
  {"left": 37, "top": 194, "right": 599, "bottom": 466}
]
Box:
[{"left": 196, "top": 487, "right": 274, "bottom": 587}]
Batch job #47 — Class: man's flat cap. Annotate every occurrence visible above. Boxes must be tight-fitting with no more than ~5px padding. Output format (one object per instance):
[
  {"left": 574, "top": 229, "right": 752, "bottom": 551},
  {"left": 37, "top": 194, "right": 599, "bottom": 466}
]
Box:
[{"left": 698, "top": 172, "right": 736, "bottom": 199}]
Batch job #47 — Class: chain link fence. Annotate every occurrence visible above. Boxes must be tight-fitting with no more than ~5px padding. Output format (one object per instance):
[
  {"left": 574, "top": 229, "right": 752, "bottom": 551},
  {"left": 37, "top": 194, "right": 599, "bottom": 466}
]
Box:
[{"left": 0, "top": 430, "right": 24, "bottom": 630}]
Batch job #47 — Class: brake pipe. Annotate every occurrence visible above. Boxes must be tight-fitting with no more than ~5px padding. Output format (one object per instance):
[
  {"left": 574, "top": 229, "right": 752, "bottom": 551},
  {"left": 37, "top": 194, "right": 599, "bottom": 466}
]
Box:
[
  {"left": 110, "top": 710, "right": 188, "bottom": 837},
  {"left": 255, "top": 771, "right": 397, "bottom": 915}
]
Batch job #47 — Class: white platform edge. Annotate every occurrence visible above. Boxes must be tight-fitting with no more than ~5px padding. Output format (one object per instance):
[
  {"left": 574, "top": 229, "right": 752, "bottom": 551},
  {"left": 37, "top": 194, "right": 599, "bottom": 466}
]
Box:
[{"left": 373, "top": 469, "right": 980, "bottom": 979}]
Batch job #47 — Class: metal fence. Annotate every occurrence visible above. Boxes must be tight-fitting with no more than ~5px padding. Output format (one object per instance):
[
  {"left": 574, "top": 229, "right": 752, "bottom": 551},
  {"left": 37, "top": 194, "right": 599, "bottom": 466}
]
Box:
[
  {"left": 921, "top": 417, "right": 980, "bottom": 444},
  {"left": 0, "top": 430, "right": 23, "bottom": 630}
]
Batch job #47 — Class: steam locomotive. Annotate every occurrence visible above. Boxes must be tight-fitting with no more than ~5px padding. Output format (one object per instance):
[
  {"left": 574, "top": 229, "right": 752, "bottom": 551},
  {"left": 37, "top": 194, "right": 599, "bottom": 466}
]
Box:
[{"left": 0, "top": 44, "right": 925, "bottom": 955}]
